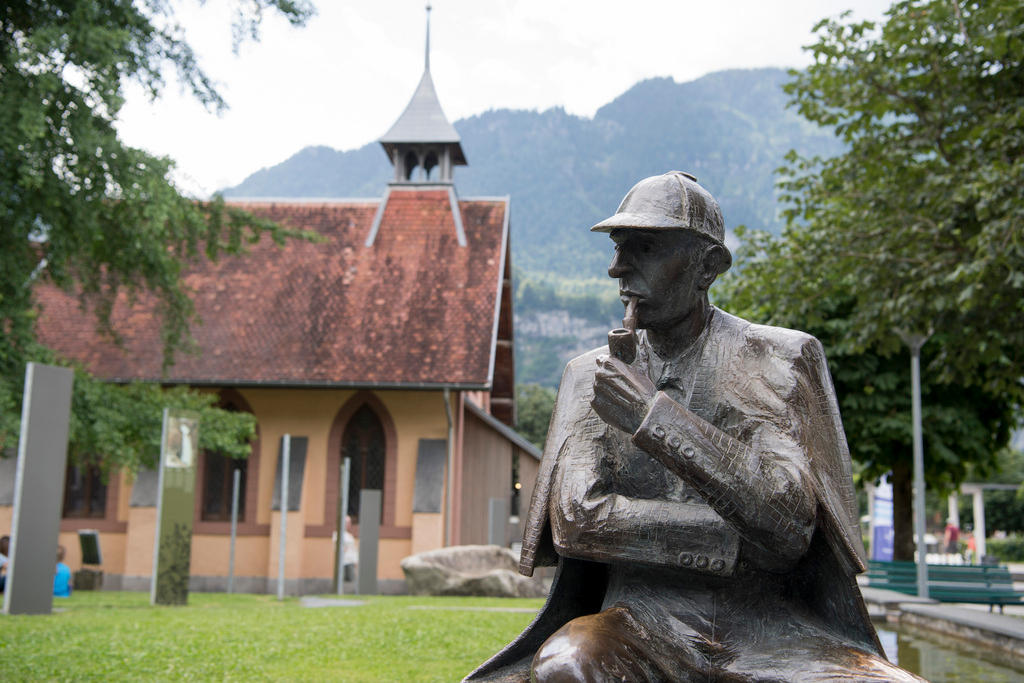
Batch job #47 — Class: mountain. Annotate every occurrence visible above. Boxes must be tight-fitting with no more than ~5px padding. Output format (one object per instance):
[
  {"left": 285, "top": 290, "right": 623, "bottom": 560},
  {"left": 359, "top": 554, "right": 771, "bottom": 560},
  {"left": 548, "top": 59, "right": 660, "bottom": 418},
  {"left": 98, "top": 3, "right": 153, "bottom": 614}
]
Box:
[{"left": 224, "top": 67, "right": 839, "bottom": 385}]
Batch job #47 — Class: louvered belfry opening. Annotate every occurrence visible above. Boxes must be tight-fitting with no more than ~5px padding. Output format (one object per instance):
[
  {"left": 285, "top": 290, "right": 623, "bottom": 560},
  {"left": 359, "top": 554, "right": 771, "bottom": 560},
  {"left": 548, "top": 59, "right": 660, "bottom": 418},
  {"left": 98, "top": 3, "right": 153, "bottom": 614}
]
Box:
[{"left": 343, "top": 404, "right": 386, "bottom": 524}]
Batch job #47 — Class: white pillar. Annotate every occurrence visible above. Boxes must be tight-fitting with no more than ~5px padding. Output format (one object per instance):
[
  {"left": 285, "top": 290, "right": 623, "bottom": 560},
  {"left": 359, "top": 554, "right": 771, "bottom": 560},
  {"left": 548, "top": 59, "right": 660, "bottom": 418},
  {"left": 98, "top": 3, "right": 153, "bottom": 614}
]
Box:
[{"left": 972, "top": 489, "right": 986, "bottom": 560}]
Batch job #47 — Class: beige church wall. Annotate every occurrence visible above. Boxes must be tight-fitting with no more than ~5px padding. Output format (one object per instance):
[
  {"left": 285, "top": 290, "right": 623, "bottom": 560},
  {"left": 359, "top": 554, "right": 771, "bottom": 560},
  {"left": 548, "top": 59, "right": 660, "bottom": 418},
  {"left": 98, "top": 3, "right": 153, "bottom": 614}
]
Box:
[
  {"left": 411, "top": 512, "right": 444, "bottom": 556},
  {"left": 237, "top": 387, "right": 356, "bottom": 530},
  {"left": 0, "top": 508, "right": 130, "bottom": 577},
  {"left": 235, "top": 387, "right": 449, "bottom": 535},
  {"left": 191, "top": 534, "right": 269, "bottom": 577},
  {"left": 59, "top": 529, "right": 127, "bottom": 575},
  {"left": 0, "top": 385, "right": 464, "bottom": 590},
  {"left": 376, "top": 390, "right": 449, "bottom": 529},
  {"left": 379, "top": 538, "right": 412, "bottom": 580},
  {"left": 267, "top": 509, "right": 307, "bottom": 580},
  {"left": 102, "top": 386, "right": 458, "bottom": 586},
  {"left": 302, "top": 536, "right": 334, "bottom": 578},
  {"left": 123, "top": 506, "right": 157, "bottom": 577},
  {"left": 299, "top": 531, "right": 412, "bottom": 582},
  {"left": 0, "top": 506, "right": 11, "bottom": 540}
]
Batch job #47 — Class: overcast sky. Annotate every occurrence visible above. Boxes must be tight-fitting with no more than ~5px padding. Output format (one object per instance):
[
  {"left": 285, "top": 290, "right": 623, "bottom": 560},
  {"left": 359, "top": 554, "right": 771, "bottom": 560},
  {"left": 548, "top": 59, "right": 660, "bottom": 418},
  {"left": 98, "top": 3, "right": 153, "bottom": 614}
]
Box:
[{"left": 116, "top": 0, "right": 894, "bottom": 196}]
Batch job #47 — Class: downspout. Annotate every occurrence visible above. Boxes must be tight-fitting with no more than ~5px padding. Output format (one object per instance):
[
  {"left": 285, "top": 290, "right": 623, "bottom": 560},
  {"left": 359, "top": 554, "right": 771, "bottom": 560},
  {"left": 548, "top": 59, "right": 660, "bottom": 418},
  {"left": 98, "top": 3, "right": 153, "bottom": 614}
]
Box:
[{"left": 443, "top": 388, "right": 454, "bottom": 547}]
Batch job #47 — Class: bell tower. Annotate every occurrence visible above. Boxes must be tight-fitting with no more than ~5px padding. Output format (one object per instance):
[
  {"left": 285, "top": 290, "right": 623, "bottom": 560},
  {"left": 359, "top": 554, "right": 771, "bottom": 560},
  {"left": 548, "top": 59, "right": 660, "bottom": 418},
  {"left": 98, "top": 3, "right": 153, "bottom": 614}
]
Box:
[{"left": 379, "top": 4, "right": 466, "bottom": 185}]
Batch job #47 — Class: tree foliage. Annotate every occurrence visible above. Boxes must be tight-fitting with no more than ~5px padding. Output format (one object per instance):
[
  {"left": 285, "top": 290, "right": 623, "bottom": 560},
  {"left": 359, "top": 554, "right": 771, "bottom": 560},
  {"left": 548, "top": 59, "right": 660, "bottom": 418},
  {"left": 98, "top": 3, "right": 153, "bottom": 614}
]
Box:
[
  {"left": 720, "top": 1, "right": 1023, "bottom": 559},
  {"left": 70, "top": 367, "right": 257, "bottom": 475},
  {"left": 515, "top": 383, "right": 556, "bottom": 450},
  {"left": 0, "top": 1, "right": 313, "bottom": 460},
  {"left": 772, "top": 0, "right": 1024, "bottom": 401}
]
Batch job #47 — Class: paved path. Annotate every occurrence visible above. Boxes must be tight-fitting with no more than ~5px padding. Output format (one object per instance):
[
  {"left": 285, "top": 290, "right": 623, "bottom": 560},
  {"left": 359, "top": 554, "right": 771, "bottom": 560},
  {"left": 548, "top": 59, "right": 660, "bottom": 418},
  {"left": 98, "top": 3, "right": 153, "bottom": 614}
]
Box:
[
  {"left": 860, "top": 586, "right": 1024, "bottom": 660},
  {"left": 299, "top": 597, "right": 366, "bottom": 608}
]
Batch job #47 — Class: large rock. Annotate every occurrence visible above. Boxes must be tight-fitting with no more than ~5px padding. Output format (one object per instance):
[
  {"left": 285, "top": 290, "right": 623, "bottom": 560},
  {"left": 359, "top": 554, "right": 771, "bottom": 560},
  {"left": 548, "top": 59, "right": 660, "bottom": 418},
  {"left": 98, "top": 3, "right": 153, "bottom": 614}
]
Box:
[{"left": 401, "top": 545, "right": 548, "bottom": 598}]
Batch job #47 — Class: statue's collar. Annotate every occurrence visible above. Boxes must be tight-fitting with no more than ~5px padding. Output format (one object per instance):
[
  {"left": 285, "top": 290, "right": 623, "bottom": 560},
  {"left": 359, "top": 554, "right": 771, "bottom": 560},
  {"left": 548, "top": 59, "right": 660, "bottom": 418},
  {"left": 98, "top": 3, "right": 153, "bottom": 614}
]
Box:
[{"left": 637, "top": 308, "right": 716, "bottom": 391}]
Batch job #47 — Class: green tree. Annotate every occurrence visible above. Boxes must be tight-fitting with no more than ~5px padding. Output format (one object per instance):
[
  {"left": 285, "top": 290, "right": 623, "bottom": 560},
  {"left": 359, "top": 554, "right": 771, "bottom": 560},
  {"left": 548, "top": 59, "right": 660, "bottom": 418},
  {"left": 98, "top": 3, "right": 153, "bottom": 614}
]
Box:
[
  {"left": 515, "top": 383, "right": 556, "bottom": 450},
  {"left": 721, "top": 0, "right": 1023, "bottom": 560},
  {"left": 774, "top": 0, "right": 1024, "bottom": 401},
  {"left": 70, "top": 369, "right": 257, "bottom": 475},
  {"left": 1, "top": 1, "right": 314, "bottom": 465}
]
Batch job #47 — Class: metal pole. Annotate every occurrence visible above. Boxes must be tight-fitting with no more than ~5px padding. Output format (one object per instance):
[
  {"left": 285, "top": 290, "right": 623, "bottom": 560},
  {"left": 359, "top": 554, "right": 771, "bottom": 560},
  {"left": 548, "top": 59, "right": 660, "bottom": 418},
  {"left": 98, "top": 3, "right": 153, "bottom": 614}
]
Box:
[
  {"left": 443, "top": 388, "right": 454, "bottom": 546},
  {"left": 333, "top": 462, "right": 342, "bottom": 594},
  {"left": 909, "top": 338, "right": 928, "bottom": 598},
  {"left": 227, "top": 467, "right": 241, "bottom": 593},
  {"left": 336, "top": 457, "right": 351, "bottom": 596},
  {"left": 277, "top": 435, "right": 290, "bottom": 601}
]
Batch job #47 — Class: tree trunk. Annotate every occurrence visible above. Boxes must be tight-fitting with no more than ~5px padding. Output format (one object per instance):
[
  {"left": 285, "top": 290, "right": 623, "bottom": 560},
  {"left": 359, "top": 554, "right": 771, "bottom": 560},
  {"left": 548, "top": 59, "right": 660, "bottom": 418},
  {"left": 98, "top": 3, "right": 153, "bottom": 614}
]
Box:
[{"left": 891, "top": 460, "right": 915, "bottom": 561}]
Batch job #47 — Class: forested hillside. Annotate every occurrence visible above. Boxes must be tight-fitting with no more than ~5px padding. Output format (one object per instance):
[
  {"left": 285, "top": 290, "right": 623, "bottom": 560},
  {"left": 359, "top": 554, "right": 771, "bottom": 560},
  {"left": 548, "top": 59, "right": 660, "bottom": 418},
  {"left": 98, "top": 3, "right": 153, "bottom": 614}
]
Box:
[{"left": 224, "top": 67, "right": 839, "bottom": 386}]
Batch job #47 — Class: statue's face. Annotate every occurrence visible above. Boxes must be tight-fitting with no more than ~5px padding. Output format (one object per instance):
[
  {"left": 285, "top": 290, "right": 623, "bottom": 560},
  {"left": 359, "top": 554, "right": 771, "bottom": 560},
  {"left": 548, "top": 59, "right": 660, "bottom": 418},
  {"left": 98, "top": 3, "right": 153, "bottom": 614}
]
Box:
[{"left": 608, "top": 229, "right": 705, "bottom": 331}]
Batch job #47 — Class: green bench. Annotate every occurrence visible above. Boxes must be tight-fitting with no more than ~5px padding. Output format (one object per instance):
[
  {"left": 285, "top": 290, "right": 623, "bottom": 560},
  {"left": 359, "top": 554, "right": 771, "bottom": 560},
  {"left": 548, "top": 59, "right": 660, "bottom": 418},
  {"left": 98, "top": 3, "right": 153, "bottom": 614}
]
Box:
[{"left": 867, "top": 559, "right": 1024, "bottom": 612}]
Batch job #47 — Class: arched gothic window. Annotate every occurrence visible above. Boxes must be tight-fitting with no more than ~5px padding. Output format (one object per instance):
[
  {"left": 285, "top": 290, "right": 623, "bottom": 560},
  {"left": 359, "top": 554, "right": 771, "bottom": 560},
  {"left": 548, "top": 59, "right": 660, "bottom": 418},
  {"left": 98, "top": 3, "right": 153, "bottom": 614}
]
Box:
[{"left": 342, "top": 404, "right": 386, "bottom": 523}]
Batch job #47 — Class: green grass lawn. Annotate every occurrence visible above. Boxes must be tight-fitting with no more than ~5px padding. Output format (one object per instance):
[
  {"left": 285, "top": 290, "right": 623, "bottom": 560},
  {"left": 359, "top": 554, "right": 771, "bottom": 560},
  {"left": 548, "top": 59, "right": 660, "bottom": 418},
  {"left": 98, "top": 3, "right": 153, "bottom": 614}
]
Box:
[{"left": 0, "top": 592, "right": 543, "bottom": 681}]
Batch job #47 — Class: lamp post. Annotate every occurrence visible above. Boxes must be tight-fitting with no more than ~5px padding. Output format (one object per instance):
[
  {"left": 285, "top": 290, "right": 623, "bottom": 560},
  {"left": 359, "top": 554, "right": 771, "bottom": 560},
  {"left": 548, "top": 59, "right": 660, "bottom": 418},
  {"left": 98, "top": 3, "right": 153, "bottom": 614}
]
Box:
[{"left": 897, "top": 330, "right": 930, "bottom": 598}]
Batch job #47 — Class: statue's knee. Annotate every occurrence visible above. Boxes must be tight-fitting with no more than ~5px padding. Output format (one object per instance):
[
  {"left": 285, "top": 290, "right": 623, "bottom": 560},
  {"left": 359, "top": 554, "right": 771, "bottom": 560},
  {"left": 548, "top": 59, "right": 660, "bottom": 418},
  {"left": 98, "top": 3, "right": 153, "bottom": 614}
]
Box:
[{"left": 531, "top": 608, "right": 650, "bottom": 682}]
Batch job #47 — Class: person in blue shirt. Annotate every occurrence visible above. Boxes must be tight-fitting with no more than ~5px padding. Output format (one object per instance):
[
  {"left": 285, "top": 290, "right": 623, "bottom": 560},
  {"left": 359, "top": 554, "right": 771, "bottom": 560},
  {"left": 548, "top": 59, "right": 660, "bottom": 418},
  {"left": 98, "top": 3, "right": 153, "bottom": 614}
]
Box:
[
  {"left": 0, "top": 535, "right": 9, "bottom": 593},
  {"left": 54, "top": 545, "right": 72, "bottom": 597}
]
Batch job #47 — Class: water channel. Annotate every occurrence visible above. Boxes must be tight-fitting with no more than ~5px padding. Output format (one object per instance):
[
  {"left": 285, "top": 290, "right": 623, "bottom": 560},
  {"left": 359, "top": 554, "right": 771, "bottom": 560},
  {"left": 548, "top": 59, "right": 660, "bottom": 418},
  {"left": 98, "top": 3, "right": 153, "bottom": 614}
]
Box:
[{"left": 876, "top": 622, "right": 1024, "bottom": 681}]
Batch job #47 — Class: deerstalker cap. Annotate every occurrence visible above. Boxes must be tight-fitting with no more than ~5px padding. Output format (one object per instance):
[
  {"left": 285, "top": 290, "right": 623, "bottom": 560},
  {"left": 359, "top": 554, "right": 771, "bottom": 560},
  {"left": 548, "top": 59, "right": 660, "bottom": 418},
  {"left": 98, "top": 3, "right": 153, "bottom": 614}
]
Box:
[{"left": 591, "top": 171, "right": 726, "bottom": 246}]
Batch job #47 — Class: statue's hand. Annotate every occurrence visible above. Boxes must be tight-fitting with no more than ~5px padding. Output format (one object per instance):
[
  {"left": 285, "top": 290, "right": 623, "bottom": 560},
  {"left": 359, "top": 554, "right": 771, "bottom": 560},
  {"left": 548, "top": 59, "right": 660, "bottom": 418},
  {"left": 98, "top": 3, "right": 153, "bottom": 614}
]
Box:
[{"left": 591, "top": 355, "right": 656, "bottom": 434}]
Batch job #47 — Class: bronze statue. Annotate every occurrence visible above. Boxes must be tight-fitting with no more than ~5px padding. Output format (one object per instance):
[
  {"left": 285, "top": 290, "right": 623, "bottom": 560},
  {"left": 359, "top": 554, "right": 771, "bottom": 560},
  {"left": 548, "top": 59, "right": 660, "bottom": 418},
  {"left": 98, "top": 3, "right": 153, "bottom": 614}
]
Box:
[{"left": 467, "top": 172, "right": 921, "bottom": 681}]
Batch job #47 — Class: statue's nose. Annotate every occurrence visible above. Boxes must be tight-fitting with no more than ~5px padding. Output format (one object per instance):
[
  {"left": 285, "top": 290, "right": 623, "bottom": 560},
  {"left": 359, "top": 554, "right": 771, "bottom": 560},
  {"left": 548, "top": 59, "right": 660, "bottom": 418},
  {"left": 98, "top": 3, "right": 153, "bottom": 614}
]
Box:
[{"left": 608, "top": 250, "right": 630, "bottom": 278}]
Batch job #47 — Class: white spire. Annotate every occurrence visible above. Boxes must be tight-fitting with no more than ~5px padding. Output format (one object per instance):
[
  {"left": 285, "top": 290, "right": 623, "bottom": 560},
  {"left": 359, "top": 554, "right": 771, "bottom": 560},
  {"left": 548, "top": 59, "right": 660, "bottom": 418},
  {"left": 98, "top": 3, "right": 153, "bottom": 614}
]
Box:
[{"left": 425, "top": 4, "right": 432, "bottom": 71}]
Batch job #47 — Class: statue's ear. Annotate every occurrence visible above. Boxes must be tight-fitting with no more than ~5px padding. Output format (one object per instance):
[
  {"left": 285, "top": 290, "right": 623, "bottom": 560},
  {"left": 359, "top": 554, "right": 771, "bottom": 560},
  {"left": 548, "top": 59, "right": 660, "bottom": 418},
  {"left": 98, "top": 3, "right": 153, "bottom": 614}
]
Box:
[{"left": 699, "top": 244, "right": 729, "bottom": 290}]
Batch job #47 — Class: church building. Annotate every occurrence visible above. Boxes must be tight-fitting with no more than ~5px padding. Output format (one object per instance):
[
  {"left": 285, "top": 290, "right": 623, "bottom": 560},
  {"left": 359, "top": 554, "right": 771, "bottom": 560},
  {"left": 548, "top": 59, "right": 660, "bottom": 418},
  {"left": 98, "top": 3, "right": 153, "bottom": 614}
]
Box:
[{"left": 5, "top": 17, "right": 540, "bottom": 594}]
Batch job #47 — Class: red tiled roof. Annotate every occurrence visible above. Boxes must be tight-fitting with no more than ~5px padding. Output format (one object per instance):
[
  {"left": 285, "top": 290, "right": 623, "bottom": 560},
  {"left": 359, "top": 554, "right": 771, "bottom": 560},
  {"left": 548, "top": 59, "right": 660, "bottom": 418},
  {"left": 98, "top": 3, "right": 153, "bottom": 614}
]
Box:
[{"left": 35, "top": 189, "right": 510, "bottom": 388}]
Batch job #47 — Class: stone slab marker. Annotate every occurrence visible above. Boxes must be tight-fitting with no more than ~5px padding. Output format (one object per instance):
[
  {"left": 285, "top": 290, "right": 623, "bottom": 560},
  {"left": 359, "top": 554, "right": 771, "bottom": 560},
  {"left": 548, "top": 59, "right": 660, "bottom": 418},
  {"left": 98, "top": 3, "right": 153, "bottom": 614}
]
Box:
[
  {"left": 151, "top": 409, "right": 199, "bottom": 606},
  {"left": 488, "top": 497, "right": 509, "bottom": 547},
  {"left": 3, "top": 363, "right": 74, "bottom": 616},
  {"left": 357, "top": 490, "right": 381, "bottom": 595}
]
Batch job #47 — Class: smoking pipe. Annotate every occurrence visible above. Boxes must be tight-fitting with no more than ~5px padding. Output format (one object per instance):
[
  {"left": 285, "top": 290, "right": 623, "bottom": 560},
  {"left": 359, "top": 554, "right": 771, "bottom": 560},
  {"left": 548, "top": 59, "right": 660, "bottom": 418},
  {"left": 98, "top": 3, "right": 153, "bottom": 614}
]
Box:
[{"left": 607, "top": 296, "right": 639, "bottom": 364}]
